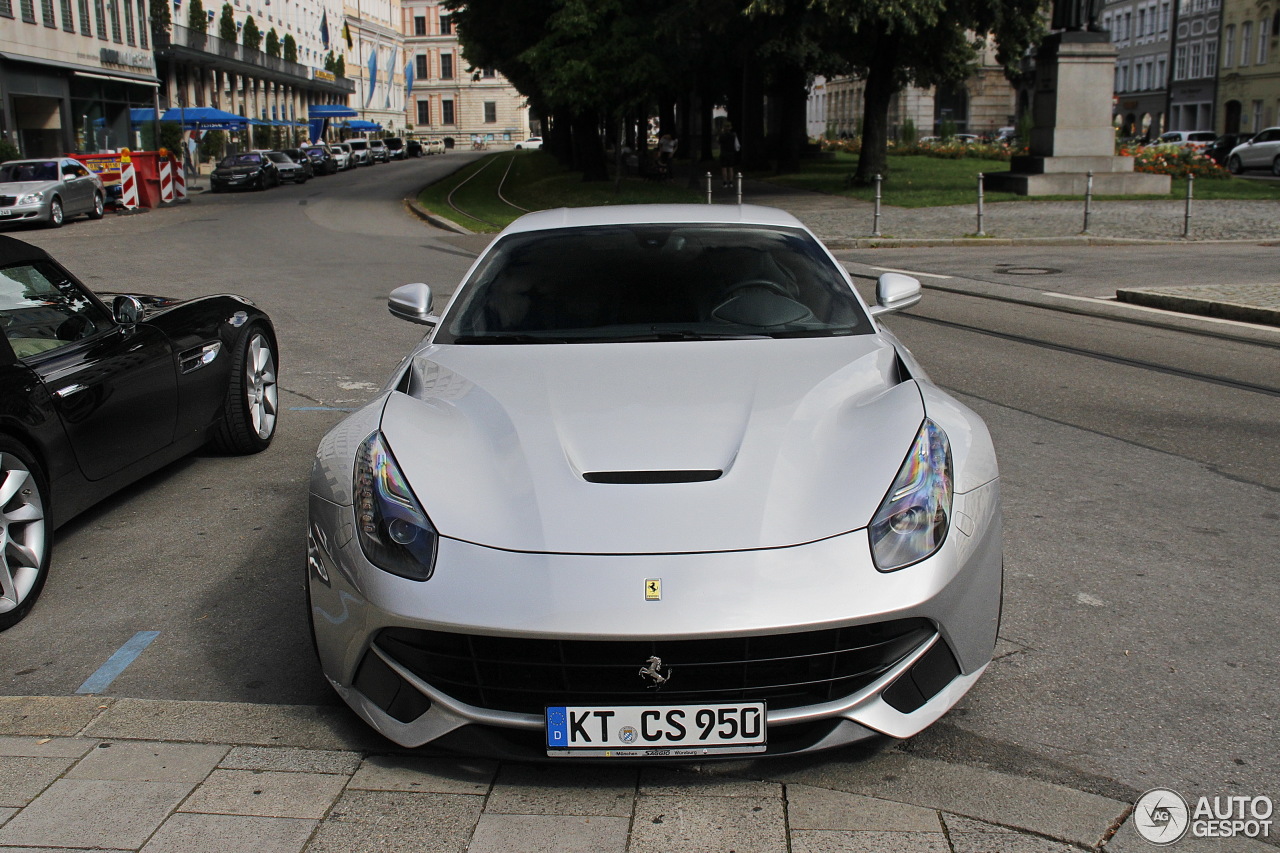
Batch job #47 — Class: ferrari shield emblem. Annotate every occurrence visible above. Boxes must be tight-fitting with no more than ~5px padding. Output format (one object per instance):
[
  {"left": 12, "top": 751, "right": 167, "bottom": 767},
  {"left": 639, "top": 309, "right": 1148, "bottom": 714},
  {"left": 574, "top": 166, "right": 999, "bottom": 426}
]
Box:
[{"left": 645, "top": 578, "right": 661, "bottom": 601}]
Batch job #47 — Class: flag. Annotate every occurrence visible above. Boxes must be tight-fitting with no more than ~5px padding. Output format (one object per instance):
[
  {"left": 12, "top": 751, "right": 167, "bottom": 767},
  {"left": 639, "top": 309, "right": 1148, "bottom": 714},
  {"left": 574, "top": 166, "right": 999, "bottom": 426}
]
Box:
[
  {"left": 385, "top": 48, "right": 395, "bottom": 108},
  {"left": 366, "top": 46, "right": 378, "bottom": 106},
  {"left": 342, "top": 21, "right": 352, "bottom": 48},
  {"left": 404, "top": 57, "right": 414, "bottom": 93},
  {"left": 319, "top": 10, "right": 328, "bottom": 49}
]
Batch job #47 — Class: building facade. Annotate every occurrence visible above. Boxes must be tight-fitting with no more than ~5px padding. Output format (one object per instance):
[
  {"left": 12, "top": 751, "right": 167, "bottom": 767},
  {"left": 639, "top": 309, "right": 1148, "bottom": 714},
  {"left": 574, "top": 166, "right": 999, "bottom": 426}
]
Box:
[
  {"left": 1168, "top": 0, "right": 1222, "bottom": 130},
  {"left": 1, "top": 0, "right": 160, "bottom": 155},
  {"left": 342, "top": 0, "right": 405, "bottom": 133},
  {"left": 1103, "top": 0, "right": 1176, "bottom": 136},
  {"left": 399, "top": 0, "right": 530, "bottom": 143},
  {"left": 1216, "top": 0, "right": 1280, "bottom": 133}
]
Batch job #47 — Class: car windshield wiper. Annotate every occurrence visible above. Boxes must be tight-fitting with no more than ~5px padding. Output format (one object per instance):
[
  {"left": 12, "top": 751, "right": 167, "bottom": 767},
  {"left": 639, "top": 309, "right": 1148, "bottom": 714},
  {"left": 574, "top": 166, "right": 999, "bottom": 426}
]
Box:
[
  {"left": 452, "top": 333, "right": 574, "bottom": 344},
  {"left": 606, "top": 330, "right": 771, "bottom": 342}
]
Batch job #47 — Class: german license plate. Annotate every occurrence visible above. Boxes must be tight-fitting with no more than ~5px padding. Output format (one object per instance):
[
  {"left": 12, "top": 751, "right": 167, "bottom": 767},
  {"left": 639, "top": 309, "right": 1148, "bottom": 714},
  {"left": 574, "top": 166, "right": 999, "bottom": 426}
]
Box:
[
  {"left": 0, "top": 209, "right": 11, "bottom": 216},
  {"left": 546, "top": 703, "right": 766, "bottom": 757}
]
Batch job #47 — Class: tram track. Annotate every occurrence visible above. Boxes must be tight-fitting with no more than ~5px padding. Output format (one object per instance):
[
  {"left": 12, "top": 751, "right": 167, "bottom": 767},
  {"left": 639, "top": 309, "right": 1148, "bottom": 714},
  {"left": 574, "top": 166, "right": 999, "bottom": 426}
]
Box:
[{"left": 445, "top": 154, "right": 531, "bottom": 228}]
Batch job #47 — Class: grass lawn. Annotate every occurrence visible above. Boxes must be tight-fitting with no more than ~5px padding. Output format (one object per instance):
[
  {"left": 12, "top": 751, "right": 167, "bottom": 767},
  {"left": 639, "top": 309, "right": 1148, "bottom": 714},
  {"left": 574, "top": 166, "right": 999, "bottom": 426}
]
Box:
[
  {"left": 763, "top": 151, "right": 1280, "bottom": 207},
  {"left": 417, "top": 152, "right": 701, "bottom": 232}
]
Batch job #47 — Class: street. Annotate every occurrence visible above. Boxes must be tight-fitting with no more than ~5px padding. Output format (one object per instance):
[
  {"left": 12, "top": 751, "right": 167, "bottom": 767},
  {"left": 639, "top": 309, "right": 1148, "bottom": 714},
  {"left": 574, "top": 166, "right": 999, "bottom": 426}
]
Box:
[{"left": 2, "top": 158, "right": 1277, "bottom": 822}]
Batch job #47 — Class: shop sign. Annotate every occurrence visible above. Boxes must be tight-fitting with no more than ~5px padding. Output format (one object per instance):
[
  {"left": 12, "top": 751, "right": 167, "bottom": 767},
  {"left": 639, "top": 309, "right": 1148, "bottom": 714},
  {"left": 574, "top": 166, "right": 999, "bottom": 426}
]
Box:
[{"left": 100, "top": 48, "right": 155, "bottom": 74}]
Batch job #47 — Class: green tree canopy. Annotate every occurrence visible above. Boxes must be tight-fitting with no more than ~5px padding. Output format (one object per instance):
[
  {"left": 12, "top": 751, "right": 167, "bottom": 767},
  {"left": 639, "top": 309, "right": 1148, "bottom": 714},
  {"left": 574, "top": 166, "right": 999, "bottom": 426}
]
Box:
[
  {"left": 242, "top": 15, "right": 261, "bottom": 51},
  {"left": 266, "top": 27, "right": 280, "bottom": 57},
  {"left": 149, "top": 0, "right": 170, "bottom": 34},
  {"left": 218, "top": 3, "right": 235, "bottom": 41},
  {"left": 283, "top": 33, "right": 297, "bottom": 62},
  {"left": 187, "top": 0, "right": 207, "bottom": 33}
]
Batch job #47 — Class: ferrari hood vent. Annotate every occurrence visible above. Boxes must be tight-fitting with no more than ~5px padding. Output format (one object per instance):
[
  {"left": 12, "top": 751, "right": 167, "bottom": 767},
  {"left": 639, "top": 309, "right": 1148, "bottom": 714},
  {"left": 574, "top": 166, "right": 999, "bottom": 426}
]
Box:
[{"left": 583, "top": 470, "right": 722, "bottom": 484}]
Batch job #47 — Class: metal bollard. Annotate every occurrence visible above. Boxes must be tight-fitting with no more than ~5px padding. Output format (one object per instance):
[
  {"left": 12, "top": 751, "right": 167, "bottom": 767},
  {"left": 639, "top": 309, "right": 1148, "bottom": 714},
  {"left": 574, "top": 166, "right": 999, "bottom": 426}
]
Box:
[
  {"left": 706, "top": 172, "right": 713, "bottom": 204},
  {"left": 976, "top": 172, "right": 986, "bottom": 237},
  {"left": 736, "top": 172, "right": 743, "bottom": 205},
  {"left": 1183, "top": 173, "right": 1194, "bottom": 238},
  {"left": 1081, "top": 170, "right": 1094, "bottom": 234},
  {"left": 872, "top": 173, "right": 882, "bottom": 237}
]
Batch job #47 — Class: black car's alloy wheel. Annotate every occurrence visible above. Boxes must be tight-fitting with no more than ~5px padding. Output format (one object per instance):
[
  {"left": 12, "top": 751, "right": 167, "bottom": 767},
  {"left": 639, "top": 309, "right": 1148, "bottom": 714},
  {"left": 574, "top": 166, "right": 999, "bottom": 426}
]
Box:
[
  {"left": 0, "top": 439, "right": 51, "bottom": 631},
  {"left": 211, "top": 323, "right": 278, "bottom": 454}
]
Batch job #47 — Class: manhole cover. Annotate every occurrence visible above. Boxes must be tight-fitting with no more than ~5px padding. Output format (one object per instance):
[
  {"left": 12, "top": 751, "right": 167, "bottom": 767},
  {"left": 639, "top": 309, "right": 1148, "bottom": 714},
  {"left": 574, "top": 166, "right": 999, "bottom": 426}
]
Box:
[{"left": 998, "top": 267, "right": 1061, "bottom": 275}]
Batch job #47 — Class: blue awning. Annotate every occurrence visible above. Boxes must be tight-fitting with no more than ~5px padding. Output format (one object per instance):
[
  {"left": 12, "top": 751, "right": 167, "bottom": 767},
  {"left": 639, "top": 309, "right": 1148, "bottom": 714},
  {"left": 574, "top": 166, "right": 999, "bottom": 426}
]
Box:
[
  {"left": 308, "top": 104, "right": 358, "bottom": 118},
  {"left": 344, "top": 119, "right": 382, "bottom": 131}
]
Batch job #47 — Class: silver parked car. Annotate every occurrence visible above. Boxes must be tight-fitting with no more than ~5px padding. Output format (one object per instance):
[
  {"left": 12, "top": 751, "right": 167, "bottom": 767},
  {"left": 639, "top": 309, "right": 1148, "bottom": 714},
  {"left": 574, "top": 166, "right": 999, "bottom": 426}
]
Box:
[
  {"left": 265, "top": 150, "right": 310, "bottom": 184},
  {"left": 1226, "top": 127, "right": 1280, "bottom": 175},
  {"left": 346, "top": 139, "right": 373, "bottom": 166},
  {"left": 331, "top": 143, "right": 354, "bottom": 171},
  {"left": 0, "top": 158, "right": 106, "bottom": 228},
  {"left": 307, "top": 205, "right": 1002, "bottom": 759}
]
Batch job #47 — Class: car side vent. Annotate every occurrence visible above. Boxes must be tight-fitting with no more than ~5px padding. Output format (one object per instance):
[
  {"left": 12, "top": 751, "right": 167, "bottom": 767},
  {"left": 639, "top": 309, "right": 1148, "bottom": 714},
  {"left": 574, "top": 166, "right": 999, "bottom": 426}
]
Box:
[{"left": 584, "top": 470, "right": 722, "bottom": 484}]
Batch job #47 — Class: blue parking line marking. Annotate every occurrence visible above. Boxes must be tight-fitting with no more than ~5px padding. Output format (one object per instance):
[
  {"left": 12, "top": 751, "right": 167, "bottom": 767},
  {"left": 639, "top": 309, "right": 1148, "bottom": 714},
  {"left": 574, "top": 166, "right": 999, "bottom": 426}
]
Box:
[
  {"left": 75, "top": 631, "right": 160, "bottom": 695},
  {"left": 290, "top": 406, "right": 359, "bottom": 412}
]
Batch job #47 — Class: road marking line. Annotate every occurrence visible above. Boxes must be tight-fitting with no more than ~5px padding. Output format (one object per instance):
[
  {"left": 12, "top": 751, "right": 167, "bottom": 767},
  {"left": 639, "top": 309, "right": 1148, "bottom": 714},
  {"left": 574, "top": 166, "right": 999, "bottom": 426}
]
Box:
[
  {"left": 868, "top": 266, "right": 953, "bottom": 280},
  {"left": 75, "top": 631, "right": 160, "bottom": 695}
]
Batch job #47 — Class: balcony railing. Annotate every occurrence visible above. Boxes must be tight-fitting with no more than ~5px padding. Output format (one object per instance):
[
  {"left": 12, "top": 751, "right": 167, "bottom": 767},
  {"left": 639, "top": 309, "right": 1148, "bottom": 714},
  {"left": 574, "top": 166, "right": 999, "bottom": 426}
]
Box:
[{"left": 156, "top": 24, "right": 355, "bottom": 93}]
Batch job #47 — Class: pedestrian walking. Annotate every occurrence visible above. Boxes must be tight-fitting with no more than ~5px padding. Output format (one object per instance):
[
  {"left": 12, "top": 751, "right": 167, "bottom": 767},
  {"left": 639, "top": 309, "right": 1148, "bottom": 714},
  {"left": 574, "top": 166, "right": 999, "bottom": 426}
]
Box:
[{"left": 718, "top": 122, "right": 740, "bottom": 188}]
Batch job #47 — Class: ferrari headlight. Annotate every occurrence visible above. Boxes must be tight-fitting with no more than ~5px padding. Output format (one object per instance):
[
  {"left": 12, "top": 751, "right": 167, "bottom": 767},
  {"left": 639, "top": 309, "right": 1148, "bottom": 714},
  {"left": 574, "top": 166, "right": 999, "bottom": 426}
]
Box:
[
  {"left": 354, "top": 431, "right": 438, "bottom": 580},
  {"left": 17, "top": 192, "right": 45, "bottom": 205},
  {"left": 869, "top": 419, "right": 952, "bottom": 571}
]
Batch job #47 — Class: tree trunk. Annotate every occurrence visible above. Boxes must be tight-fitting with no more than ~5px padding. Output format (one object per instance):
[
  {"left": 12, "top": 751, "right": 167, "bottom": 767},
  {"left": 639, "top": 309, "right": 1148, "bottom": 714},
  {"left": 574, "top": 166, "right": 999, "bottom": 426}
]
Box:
[
  {"left": 741, "top": 60, "right": 768, "bottom": 171},
  {"left": 854, "top": 31, "right": 901, "bottom": 185},
  {"left": 572, "top": 110, "right": 608, "bottom": 181},
  {"left": 772, "top": 64, "right": 808, "bottom": 174}
]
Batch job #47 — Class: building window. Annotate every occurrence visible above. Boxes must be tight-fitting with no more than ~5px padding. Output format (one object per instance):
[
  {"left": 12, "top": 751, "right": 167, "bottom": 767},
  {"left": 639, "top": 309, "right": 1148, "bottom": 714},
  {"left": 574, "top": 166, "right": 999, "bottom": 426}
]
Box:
[
  {"left": 1160, "top": 1, "right": 1170, "bottom": 32},
  {"left": 93, "top": 0, "right": 105, "bottom": 37},
  {"left": 417, "top": 100, "right": 430, "bottom": 125},
  {"left": 483, "top": 67, "right": 495, "bottom": 78},
  {"left": 1252, "top": 99, "right": 1263, "bottom": 130},
  {"left": 1174, "top": 44, "right": 1187, "bottom": 79},
  {"left": 442, "top": 98, "right": 455, "bottom": 124},
  {"left": 415, "top": 54, "right": 428, "bottom": 80},
  {"left": 19, "top": 0, "right": 34, "bottom": 21},
  {"left": 1189, "top": 41, "right": 1202, "bottom": 77},
  {"left": 40, "top": 0, "right": 54, "bottom": 26},
  {"left": 441, "top": 53, "right": 453, "bottom": 79},
  {"left": 1224, "top": 24, "right": 1235, "bottom": 67},
  {"left": 123, "top": 0, "right": 133, "bottom": 42},
  {"left": 1156, "top": 56, "right": 1167, "bottom": 86},
  {"left": 1240, "top": 21, "right": 1252, "bottom": 66},
  {"left": 439, "top": 13, "right": 450, "bottom": 34},
  {"left": 136, "top": 0, "right": 145, "bottom": 46},
  {"left": 108, "top": 0, "right": 120, "bottom": 41},
  {"left": 1258, "top": 20, "right": 1269, "bottom": 64},
  {"left": 413, "top": 14, "right": 424, "bottom": 35},
  {"left": 484, "top": 101, "right": 496, "bottom": 122}
]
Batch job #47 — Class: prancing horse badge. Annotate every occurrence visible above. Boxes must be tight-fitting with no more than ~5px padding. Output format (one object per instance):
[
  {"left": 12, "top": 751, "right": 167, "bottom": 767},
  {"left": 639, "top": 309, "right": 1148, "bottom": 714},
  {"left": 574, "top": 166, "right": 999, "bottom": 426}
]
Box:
[{"left": 645, "top": 578, "right": 661, "bottom": 601}]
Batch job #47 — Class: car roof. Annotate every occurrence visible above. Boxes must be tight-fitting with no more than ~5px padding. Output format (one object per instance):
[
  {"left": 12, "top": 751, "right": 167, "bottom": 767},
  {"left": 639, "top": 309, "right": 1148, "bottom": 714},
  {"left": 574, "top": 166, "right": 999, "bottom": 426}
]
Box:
[
  {"left": 0, "top": 234, "right": 53, "bottom": 266},
  {"left": 501, "top": 204, "right": 807, "bottom": 236}
]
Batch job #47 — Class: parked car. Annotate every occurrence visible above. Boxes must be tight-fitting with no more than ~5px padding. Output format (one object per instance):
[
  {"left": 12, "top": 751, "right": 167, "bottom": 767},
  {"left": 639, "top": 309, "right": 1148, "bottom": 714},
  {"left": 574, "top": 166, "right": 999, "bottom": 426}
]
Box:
[
  {"left": 0, "top": 235, "right": 278, "bottom": 629},
  {"left": 425, "top": 138, "right": 446, "bottom": 155},
  {"left": 384, "top": 137, "right": 406, "bottom": 160},
  {"left": 1153, "top": 130, "right": 1217, "bottom": 150},
  {"left": 1226, "top": 127, "right": 1280, "bottom": 175},
  {"left": 1204, "top": 133, "right": 1249, "bottom": 166},
  {"left": 405, "top": 140, "right": 423, "bottom": 158},
  {"left": 300, "top": 144, "right": 339, "bottom": 175},
  {"left": 514, "top": 136, "right": 543, "bottom": 150},
  {"left": 280, "top": 148, "right": 319, "bottom": 180},
  {"left": 918, "top": 134, "right": 979, "bottom": 145},
  {"left": 267, "top": 150, "right": 311, "bottom": 184},
  {"left": 0, "top": 158, "right": 106, "bottom": 228},
  {"left": 369, "top": 139, "right": 390, "bottom": 163},
  {"left": 331, "top": 143, "right": 354, "bottom": 171},
  {"left": 347, "top": 139, "right": 373, "bottom": 166},
  {"left": 307, "top": 204, "right": 1002, "bottom": 758},
  {"left": 210, "top": 151, "right": 280, "bottom": 191}
]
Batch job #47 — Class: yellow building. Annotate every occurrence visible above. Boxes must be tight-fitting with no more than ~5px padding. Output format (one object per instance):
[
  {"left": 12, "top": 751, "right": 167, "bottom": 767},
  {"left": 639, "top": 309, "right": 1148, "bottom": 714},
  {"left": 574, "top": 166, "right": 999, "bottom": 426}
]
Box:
[{"left": 1216, "top": 0, "right": 1280, "bottom": 133}]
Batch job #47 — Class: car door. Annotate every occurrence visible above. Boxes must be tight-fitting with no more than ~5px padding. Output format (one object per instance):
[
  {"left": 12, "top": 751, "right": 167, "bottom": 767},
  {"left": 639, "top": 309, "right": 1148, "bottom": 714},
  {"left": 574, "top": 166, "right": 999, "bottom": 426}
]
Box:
[
  {"left": 59, "top": 159, "right": 92, "bottom": 214},
  {"left": 0, "top": 260, "right": 178, "bottom": 482}
]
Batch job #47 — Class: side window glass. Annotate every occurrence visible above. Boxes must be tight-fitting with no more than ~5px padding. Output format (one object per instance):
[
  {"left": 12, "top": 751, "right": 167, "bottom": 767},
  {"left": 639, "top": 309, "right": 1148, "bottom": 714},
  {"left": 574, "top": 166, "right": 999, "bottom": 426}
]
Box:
[{"left": 0, "top": 262, "right": 112, "bottom": 359}]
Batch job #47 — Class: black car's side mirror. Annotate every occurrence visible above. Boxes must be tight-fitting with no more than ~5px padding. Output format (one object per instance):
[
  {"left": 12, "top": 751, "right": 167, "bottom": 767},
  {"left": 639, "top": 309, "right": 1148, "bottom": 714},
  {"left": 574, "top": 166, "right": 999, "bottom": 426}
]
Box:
[{"left": 113, "top": 294, "right": 144, "bottom": 327}]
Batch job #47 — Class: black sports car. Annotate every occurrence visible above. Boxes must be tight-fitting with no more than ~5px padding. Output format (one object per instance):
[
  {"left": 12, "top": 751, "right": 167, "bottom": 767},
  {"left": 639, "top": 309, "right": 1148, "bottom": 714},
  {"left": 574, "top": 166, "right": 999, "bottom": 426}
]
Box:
[
  {"left": 0, "top": 235, "right": 279, "bottom": 629},
  {"left": 210, "top": 151, "right": 280, "bottom": 192}
]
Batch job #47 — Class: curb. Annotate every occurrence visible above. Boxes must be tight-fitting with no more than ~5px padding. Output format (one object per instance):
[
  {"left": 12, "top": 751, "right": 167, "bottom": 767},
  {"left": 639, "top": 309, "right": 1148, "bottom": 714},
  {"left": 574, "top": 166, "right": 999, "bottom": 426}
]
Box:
[
  {"left": 404, "top": 191, "right": 475, "bottom": 235},
  {"left": 1118, "top": 287, "right": 1280, "bottom": 327}
]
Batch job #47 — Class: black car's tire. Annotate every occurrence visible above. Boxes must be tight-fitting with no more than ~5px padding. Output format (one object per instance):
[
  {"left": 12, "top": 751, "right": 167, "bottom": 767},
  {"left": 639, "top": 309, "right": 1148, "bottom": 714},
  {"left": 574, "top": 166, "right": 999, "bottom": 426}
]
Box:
[
  {"left": 1272, "top": 157, "right": 1280, "bottom": 177},
  {"left": 1228, "top": 155, "right": 1243, "bottom": 174},
  {"left": 0, "top": 439, "right": 51, "bottom": 632},
  {"left": 255, "top": 175, "right": 265, "bottom": 190},
  {"left": 88, "top": 192, "right": 105, "bottom": 220},
  {"left": 210, "top": 323, "right": 279, "bottom": 454},
  {"left": 47, "top": 197, "right": 63, "bottom": 229}
]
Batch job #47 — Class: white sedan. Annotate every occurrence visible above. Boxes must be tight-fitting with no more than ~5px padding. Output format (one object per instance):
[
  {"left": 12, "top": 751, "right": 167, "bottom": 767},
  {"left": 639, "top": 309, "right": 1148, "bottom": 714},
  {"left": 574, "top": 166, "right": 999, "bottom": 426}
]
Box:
[
  {"left": 514, "top": 136, "right": 543, "bottom": 150},
  {"left": 1226, "top": 127, "right": 1280, "bottom": 175},
  {"left": 306, "top": 205, "right": 1002, "bottom": 759}
]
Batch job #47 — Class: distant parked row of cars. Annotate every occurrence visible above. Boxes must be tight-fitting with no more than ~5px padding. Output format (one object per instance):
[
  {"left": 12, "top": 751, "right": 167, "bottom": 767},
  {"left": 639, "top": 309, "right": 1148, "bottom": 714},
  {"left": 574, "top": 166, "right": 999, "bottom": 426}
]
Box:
[
  {"left": 1150, "top": 128, "right": 1280, "bottom": 174},
  {"left": 208, "top": 137, "right": 447, "bottom": 193}
]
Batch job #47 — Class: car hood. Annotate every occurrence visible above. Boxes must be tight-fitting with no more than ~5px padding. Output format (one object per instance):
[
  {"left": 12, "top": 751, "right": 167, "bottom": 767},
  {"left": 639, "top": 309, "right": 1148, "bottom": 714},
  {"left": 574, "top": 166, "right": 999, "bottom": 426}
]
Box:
[
  {"left": 379, "top": 337, "right": 925, "bottom": 554},
  {"left": 214, "top": 166, "right": 263, "bottom": 176},
  {"left": 0, "top": 181, "right": 58, "bottom": 195}
]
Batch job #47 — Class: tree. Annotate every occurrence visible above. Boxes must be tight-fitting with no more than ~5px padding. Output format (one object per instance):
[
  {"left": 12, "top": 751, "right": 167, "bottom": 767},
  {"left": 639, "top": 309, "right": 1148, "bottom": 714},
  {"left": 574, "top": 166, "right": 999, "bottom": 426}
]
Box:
[
  {"left": 334, "top": 55, "right": 345, "bottom": 77},
  {"left": 218, "top": 3, "right": 235, "bottom": 41},
  {"left": 149, "top": 0, "right": 170, "bottom": 36},
  {"left": 242, "top": 15, "right": 261, "bottom": 51},
  {"left": 283, "top": 33, "right": 297, "bottom": 62},
  {"left": 187, "top": 0, "right": 207, "bottom": 32},
  {"left": 266, "top": 27, "right": 280, "bottom": 57}
]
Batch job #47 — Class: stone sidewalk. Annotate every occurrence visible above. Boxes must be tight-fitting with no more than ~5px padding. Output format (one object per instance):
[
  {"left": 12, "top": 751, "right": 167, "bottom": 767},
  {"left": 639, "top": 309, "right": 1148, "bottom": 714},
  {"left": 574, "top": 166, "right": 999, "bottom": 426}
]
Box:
[{"left": 0, "top": 697, "right": 1274, "bottom": 853}]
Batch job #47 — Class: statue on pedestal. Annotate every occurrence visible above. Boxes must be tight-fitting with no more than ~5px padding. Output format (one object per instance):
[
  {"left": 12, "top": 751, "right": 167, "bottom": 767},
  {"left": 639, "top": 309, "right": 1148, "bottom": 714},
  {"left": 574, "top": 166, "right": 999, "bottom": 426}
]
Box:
[{"left": 1051, "top": 0, "right": 1104, "bottom": 32}]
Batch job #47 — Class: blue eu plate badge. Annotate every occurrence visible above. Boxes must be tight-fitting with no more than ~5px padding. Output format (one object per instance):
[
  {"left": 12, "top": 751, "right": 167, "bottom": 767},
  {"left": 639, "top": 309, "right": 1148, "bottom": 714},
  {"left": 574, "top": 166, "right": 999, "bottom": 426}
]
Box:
[{"left": 546, "top": 706, "right": 569, "bottom": 747}]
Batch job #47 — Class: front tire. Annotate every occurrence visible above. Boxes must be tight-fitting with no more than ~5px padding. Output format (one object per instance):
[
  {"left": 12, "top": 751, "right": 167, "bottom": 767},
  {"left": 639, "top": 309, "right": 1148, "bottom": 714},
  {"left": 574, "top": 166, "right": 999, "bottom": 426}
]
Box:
[
  {"left": 88, "top": 192, "right": 105, "bottom": 220},
  {"left": 210, "top": 323, "right": 279, "bottom": 454},
  {"left": 47, "top": 197, "right": 64, "bottom": 228},
  {"left": 0, "top": 440, "right": 51, "bottom": 631},
  {"left": 1272, "top": 157, "right": 1280, "bottom": 177},
  {"left": 1228, "top": 155, "right": 1243, "bottom": 174}
]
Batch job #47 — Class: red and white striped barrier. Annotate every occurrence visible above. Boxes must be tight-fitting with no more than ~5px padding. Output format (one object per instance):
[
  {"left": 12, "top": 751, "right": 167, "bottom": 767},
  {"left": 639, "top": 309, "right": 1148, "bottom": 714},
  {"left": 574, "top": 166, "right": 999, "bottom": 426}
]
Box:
[
  {"left": 172, "top": 162, "right": 187, "bottom": 201},
  {"left": 158, "top": 158, "right": 174, "bottom": 204},
  {"left": 119, "top": 160, "right": 139, "bottom": 210}
]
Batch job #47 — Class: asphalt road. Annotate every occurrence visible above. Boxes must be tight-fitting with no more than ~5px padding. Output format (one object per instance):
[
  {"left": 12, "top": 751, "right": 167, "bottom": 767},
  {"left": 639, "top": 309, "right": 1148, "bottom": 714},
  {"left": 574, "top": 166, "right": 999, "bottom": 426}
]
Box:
[{"left": 2, "top": 166, "right": 1277, "bottom": 810}]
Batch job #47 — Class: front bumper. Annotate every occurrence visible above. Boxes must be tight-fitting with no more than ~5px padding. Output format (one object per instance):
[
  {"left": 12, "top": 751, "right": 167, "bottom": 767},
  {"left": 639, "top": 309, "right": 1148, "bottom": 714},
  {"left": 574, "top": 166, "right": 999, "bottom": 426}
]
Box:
[
  {"left": 0, "top": 200, "right": 50, "bottom": 222},
  {"left": 308, "top": 479, "right": 1002, "bottom": 758}
]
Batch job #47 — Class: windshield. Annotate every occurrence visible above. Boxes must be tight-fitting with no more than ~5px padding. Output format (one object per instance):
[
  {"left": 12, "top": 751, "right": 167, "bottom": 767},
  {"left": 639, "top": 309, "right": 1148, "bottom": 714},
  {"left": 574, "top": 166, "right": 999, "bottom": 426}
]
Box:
[
  {"left": 436, "top": 224, "right": 874, "bottom": 344},
  {"left": 267, "top": 152, "right": 291, "bottom": 163},
  {"left": 219, "top": 153, "right": 263, "bottom": 167},
  {"left": 348, "top": 140, "right": 367, "bottom": 150},
  {"left": 0, "top": 162, "right": 59, "bottom": 183}
]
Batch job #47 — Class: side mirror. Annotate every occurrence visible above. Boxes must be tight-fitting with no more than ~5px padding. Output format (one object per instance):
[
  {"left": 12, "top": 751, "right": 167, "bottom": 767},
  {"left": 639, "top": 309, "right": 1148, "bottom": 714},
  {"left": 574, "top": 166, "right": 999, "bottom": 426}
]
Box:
[
  {"left": 113, "top": 294, "right": 144, "bottom": 327},
  {"left": 388, "top": 283, "right": 439, "bottom": 326},
  {"left": 869, "top": 272, "right": 922, "bottom": 317}
]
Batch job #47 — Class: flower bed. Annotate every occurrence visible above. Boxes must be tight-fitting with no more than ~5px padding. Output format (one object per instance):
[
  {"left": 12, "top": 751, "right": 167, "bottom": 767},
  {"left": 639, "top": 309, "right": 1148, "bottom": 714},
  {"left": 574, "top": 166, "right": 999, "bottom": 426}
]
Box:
[{"left": 1125, "top": 144, "right": 1231, "bottom": 179}]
